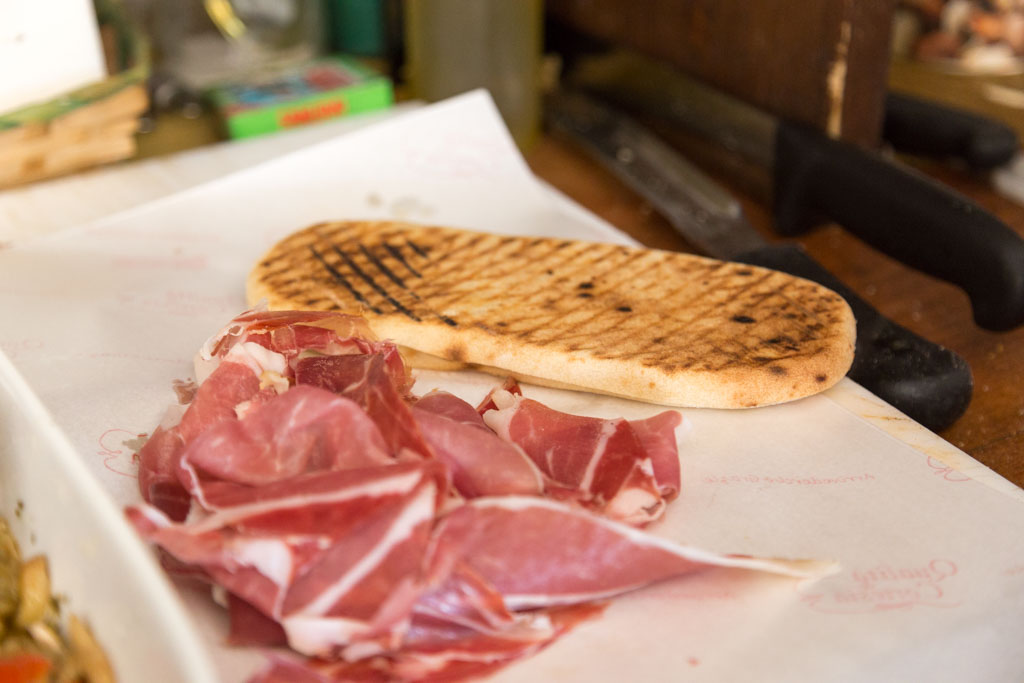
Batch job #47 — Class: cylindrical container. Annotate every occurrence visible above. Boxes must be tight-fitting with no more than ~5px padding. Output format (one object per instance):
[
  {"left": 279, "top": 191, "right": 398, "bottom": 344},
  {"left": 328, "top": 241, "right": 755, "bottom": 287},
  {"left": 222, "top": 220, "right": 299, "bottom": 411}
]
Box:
[
  {"left": 404, "top": 0, "right": 543, "bottom": 149},
  {"left": 146, "top": 0, "right": 325, "bottom": 89}
]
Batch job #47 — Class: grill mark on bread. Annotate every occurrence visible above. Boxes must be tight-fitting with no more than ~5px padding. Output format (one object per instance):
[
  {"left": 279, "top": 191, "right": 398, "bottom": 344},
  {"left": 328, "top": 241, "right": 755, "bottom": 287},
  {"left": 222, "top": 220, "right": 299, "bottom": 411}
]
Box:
[
  {"left": 666, "top": 271, "right": 781, "bottom": 337},
  {"left": 614, "top": 269, "right": 825, "bottom": 370},
  {"left": 382, "top": 241, "right": 422, "bottom": 278},
  {"left": 426, "top": 233, "right": 634, "bottom": 349},
  {"left": 472, "top": 244, "right": 636, "bottom": 346},
  {"left": 405, "top": 232, "right": 496, "bottom": 303},
  {"left": 406, "top": 239, "right": 430, "bottom": 259},
  {"left": 362, "top": 239, "right": 458, "bottom": 329},
  {"left": 512, "top": 257, "right": 664, "bottom": 355},
  {"left": 370, "top": 230, "right": 462, "bottom": 328},
  {"left": 327, "top": 231, "right": 460, "bottom": 327},
  {"left": 310, "top": 245, "right": 383, "bottom": 314},
  {"left": 359, "top": 243, "right": 410, "bottom": 290},
  {"left": 329, "top": 242, "right": 422, "bottom": 321},
  {"left": 771, "top": 281, "right": 845, "bottom": 340},
  {"left": 502, "top": 246, "right": 649, "bottom": 341},
  {"left": 274, "top": 226, "right": 518, "bottom": 331},
  {"left": 416, "top": 235, "right": 566, "bottom": 315}
]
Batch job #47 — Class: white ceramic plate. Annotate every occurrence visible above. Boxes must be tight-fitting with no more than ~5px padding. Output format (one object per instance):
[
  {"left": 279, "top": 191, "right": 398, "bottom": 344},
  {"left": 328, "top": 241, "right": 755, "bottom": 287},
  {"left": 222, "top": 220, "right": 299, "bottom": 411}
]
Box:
[{"left": 0, "top": 349, "right": 220, "bottom": 683}]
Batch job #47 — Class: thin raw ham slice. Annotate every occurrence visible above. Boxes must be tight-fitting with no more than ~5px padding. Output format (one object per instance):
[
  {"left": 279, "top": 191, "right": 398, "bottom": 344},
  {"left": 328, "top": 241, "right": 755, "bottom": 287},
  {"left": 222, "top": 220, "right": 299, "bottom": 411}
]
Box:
[
  {"left": 137, "top": 359, "right": 263, "bottom": 520},
  {"left": 201, "top": 310, "right": 375, "bottom": 362},
  {"left": 227, "top": 593, "right": 288, "bottom": 647},
  {"left": 248, "top": 654, "right": 388, "bottom": 683},
  {"left": 198, "top": 309, "right": 410, "bottom": 393},
  {"left": 480, "top": 379, "right": 683, "bottom": 504},
  {"left": 629, "top": 410, "right": 684, "bottom": 499},
  {"left": 177, "top": 385, "right": 392, "bottom": 501},
  {"left": 415, "top": 391, "right": 488, "bottom": 427},
  {"left": 247, "top": 604, "right": 603, "bottom": 683},
  {"left": 430, "top": 496, "right": 832, "bottom": 611},
  {"left": 296, "top": 354, "right": 432, "bottom": 460},
  {"left": 410, "top": 560, "right": 536, "bottom": 637},
  {"left": 396, "top": 603, "right": 603, "bottom": 682},
  {"left": 127, "top": 462, "right": 445, "bottom": 657},
  {"left": 482, "top": 390, "right": 667, "bottom": 525},
  {"left": 411, "top": 404, "right": 544, "bottom": 498},
  {"left": 136, "top": 427, "right": 191, "bottom": 522}
]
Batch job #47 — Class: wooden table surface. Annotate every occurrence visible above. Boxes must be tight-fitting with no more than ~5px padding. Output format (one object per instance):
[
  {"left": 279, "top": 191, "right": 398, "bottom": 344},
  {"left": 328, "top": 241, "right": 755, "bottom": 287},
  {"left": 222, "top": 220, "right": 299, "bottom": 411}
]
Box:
[{"left": 526, "top": 128, "right": 1024, "bottom": 490}]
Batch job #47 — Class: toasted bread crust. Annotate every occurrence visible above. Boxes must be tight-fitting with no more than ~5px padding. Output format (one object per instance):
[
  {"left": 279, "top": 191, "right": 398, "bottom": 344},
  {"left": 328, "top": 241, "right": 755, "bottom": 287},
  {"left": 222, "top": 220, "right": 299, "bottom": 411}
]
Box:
[{"left": 247, "top": 220, "right": 855, "bottom": 408}]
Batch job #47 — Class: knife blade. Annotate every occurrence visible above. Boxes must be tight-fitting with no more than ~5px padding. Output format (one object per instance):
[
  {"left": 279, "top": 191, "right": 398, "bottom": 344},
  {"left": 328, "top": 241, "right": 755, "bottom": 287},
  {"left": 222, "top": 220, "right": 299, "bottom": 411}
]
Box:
[
  {"left": 546, "top": 90, "right": 972, "bottom": 432},
  {"left": 568, "top": 51, "right": 1024, "bottom": 332}
]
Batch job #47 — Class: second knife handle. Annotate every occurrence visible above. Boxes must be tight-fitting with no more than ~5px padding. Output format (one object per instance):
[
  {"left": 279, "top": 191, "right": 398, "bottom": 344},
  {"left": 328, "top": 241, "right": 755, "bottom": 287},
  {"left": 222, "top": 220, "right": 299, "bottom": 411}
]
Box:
[
  {"left": 773, "top": 121, "right": 1024, "bottom": 331},
  {"left": 884, "top": 91, "right": 1019, "bottom": 170},
  {"left": 736, "top": 243, "right": 973, "bottom": 432}
]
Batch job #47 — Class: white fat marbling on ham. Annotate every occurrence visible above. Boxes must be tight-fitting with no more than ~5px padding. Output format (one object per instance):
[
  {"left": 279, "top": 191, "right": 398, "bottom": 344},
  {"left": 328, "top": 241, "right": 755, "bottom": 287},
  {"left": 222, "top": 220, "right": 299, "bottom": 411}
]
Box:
[
  {"left": 482, "top": 390, "right": 671, "bottom": 525},
  {"left": 195, "top": 338, "right": 287, "bottom": 387},
  {"left": 232, "top": 538, "right": 295, "bottom": 590},
  {"left": 602, "top": 481, "right": 663, "bottom": 526},
  {"left": 629, "top": 410, "right": 686, "bottom": 499},
  {"left": 226, "top": 341, "right": 290, "bottom": 379},
  {"left": 578, "top": 420, "right": 617, "bottom": 492},
  {"left": 289, "top": 482, "right": 437, "bottom": 617},
  {"left": 128, "top": 462, "right": 443, "bottom": 657},
  {"left": 199, "top": 467, "right": 426, "bottom": 525}
]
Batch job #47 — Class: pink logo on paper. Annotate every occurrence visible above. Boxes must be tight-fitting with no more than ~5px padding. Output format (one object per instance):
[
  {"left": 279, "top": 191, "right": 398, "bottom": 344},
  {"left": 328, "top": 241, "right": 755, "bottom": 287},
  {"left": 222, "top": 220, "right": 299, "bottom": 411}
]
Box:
[
  {"left": 801, "top": 559, "right": 961, "bottom": 613},
  {"left": 97, "top": 428, "right": 142, "bottom": 479},
  {"left": 111, "top": 254, "right": 208, "bottom": 271},
  {"left": 701, "top": 472, "right": 876, "bottom": 487},
  {"left": 115, "top": 289, "right": 240, "bottom": 319},
  {"left": 0, "top": 337, "right": 45, "bottom": 360},
  {"left": 925, "top": 456, "right": 972, "bottom": 482},
  {"left": 1004, "top": 564, "right": 1024, "bottom": 577}
]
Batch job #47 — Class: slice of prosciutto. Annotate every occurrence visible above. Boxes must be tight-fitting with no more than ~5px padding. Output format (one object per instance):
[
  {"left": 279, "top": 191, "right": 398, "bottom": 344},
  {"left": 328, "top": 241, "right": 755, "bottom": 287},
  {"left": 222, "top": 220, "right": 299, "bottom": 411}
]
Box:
[
  {"left": 177, "top": 385, "right": 393, "bottom": 505},
  {"left": 626, "top": 410, "right": 684, "bottom": 501},
  {"left": 481, "top": 389, "right": 681, "bottom": 525},
  {"left": 197, "top": 308, "right": 410, "bottom": 394},
  {"left": 296, "top": 353, "right": 433, "bottom": 460},
  {"left": 138, "top": 309, "right": 412, "bottom": 520},
  {"left": 247, "top": 603, "right": 600, "bottom": 683},
  {"left": 411, "top": 392, "right": 544, "bottom": 498},
  {"left": 430, "top": 496, "right": 830, "bottom": 611},
  {"left": 416, "top": 391, "right": 490, "bottom": 427},
  {"left": 137, "top": 359, "right": 265, "bottom": 520},
  {"left": 128, "top": 462, "right": 445, "bottom": 657}
]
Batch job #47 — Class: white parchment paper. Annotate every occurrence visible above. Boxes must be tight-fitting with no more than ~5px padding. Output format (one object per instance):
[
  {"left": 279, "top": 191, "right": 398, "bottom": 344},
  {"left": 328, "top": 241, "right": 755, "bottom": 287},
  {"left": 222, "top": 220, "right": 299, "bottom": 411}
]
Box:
[{"left": 1, "top": 91, "right": 1023, "bottom": 682}]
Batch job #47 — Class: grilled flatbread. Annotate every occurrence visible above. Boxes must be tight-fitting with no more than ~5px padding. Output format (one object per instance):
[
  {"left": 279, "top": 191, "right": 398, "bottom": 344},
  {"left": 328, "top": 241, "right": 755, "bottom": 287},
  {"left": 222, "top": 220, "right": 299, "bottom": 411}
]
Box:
[{"left": 247, "top": 220, "right": 855, "bottom": 408}]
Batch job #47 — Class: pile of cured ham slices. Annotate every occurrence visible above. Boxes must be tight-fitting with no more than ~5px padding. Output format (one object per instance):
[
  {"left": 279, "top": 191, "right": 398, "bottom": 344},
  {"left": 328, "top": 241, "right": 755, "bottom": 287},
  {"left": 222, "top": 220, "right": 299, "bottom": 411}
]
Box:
[{"left": 125, "top": 310, "right": 827, "bottom": 682}]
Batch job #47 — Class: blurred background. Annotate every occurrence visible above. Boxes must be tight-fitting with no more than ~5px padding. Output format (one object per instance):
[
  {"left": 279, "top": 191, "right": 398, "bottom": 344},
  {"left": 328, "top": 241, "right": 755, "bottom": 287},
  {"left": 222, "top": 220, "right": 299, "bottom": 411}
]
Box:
[{"left": 5, "top": 0, "right": 1024, "bottom": 182}]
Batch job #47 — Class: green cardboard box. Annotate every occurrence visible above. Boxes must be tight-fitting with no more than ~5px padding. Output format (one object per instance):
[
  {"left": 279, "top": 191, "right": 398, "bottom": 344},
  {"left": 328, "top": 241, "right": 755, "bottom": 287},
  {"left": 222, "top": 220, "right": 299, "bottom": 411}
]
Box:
[{"left": 206, "top": 56, "right": 393, "bottom": 139}]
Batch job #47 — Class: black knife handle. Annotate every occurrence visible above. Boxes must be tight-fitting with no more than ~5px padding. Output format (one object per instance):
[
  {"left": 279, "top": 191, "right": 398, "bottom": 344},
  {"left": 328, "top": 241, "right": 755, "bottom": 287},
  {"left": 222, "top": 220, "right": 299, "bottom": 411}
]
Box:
[
  {"left": 884, "top": 91, "right": 1019, "bottom": 170},
  {"left": 773, "top": 121, "right": 1024, "bottom": 331},
  {"left": 736, "top": 243, "right": 972, "bottom": 432}
]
